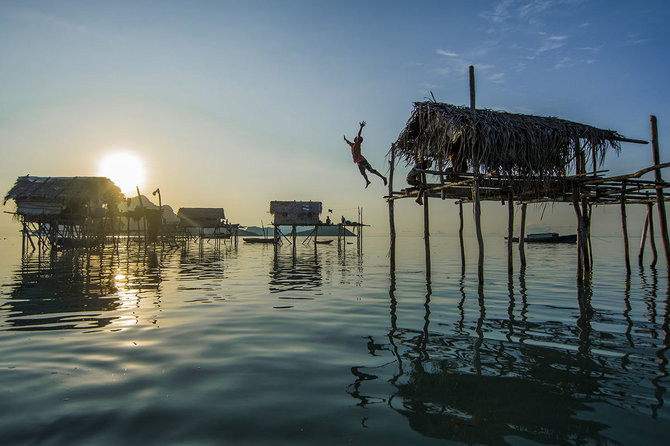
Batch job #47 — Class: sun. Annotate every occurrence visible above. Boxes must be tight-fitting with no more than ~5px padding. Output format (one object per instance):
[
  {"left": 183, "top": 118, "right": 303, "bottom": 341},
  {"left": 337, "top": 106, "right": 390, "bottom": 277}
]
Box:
[{"left": 98, "top": 151, "right": 146, "bottom": 196}]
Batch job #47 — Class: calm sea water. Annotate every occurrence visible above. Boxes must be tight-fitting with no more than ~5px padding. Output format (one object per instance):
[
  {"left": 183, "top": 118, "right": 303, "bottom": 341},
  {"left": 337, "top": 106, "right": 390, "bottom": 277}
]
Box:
[{"left": 0, "top": 234, "right": 668, "bottom": 445}]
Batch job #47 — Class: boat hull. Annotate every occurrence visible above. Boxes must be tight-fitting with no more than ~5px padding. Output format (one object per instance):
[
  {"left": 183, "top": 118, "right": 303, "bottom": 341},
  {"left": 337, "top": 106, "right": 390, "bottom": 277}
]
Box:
[
  {"left": 509, "top": 233, "right": 576, "bottom": 243},
  {"left": 243, "top": 237, "right": 275, "bottom": 244}
]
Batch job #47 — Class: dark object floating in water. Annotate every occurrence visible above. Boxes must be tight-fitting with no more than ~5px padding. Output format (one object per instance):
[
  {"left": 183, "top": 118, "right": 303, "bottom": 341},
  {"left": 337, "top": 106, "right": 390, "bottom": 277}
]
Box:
[
  {"left": 315, "top": 240, "right": 333, "bottom": 245},
  {"left": 243, "top": 237, "right": 275, "bottom": 244},
  {"left": 507, "top": 232, "right": 577, "bottom": 243}
]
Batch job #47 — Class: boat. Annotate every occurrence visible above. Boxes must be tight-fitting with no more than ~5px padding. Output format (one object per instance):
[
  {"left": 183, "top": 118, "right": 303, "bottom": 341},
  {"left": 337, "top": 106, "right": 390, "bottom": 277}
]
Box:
[
  {"left": 315, "top": 240, "right": 334, "bottom": 245},
  {"left": 508, "top": 232, "right": 576, "bottom": 243},
  {"left": 243, "top": 237, "right": 275, "bottom": 244}
]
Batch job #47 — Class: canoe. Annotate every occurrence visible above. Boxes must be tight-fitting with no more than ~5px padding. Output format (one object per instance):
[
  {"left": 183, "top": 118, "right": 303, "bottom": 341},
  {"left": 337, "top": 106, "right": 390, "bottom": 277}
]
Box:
[
  {"left": 508, "top": 232, "right": 576, "bottom": 243},
  {"left": 315, "top": 240, "right": 334, "bottom": 245},
  {"left": 243, "top": 237, "right": 275, "bottom": 244}
]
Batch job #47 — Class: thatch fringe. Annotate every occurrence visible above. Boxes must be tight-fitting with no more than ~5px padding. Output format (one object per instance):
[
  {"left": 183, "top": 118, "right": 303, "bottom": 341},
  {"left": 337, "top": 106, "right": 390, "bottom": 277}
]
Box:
[
  {"left": 4, "top": 176, "right": 124, "bottom": 207},
  {"left": 392, "top": 102, "right": 623, "bottom": 182}
]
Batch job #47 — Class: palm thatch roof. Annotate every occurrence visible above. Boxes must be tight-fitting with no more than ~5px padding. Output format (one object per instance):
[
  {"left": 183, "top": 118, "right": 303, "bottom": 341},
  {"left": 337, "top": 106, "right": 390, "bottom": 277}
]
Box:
[
  {"left": 177, "top": 208, "right": 225, "bottom": 228},
  {"left": 4, "top": 176, "right": 124, "bottom": 215},
  {"left": 393, "top": 102, "right": 626, "bottom": 180}
]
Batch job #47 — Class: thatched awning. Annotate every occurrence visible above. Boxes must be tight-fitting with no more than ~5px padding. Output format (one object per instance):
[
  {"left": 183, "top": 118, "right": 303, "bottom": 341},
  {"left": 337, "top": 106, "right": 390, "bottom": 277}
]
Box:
[
  {"left": 393, "top": 102, "right": 627, "bottom": 180},
  {"left": 4, "top": 176, "right": 124, "bottom": 211}
]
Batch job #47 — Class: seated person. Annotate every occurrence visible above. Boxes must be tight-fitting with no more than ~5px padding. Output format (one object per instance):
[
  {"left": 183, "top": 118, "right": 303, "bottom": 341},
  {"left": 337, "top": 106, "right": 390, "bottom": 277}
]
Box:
[{"left": 406, "top": 160, "right": 432, "bottom": 205}]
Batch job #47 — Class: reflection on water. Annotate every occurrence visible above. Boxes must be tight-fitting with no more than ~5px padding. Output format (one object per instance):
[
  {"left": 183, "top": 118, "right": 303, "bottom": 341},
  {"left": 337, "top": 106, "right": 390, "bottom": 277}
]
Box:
[
  {"left": 349, "top": 247, "right": 670, "bottom": 444},
  {"left": 0, "top": 236, "right": 669, "bottom": 444},
  {"left": 2, "top": 243, "right": 170, "bottom": 331},
  {"left": 270, "top": 251, "right": 322, "bottom": 295}
]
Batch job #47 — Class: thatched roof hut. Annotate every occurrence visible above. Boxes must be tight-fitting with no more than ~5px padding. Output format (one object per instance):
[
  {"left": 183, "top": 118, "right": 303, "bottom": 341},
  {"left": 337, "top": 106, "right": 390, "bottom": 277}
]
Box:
[
  {"left": 270, "top": 201, "right": 322, "bottom": 225},
  {"left": 177, "top": 208, "right": 225, "bottom": 228},
  {"left": 393, "top": 101, "right": 626, "bottom": 180},
  {"left": 4, "top": 176, "right": 124, "bottom": 217}
]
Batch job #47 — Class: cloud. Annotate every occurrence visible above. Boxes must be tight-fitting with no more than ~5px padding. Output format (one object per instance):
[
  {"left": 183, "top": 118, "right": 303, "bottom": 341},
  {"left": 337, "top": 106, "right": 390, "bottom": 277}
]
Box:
[
  {"left": 537, "top": 35, "right": 568, "bottom": 53},
  {"left": 479, "top": 0, "right": 515, "bottom": 24},
  {"left": 437, "top": 49, "right": 459, "bottom": 57},
  {"left": 489, "top": 73, "right": 505, "bottom": 83}
]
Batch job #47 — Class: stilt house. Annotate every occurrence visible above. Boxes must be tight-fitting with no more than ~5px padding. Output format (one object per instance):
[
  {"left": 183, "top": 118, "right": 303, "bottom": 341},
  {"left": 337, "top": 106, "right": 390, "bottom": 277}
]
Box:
[
  {"left": 4, "top": 175, "right": 124, "bottom": 251},
  {"left": 270, "top": 201, "right": 322, "bottom": 225}
]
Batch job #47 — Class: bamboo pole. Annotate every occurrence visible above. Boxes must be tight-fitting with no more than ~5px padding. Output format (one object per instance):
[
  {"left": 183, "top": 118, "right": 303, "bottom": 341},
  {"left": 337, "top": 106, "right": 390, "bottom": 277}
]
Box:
[
  {"left": 420, "top": 156, "right": 431, "bottom": 280},
  {"left": 507, "top": 192, "right": 513, "bottom": 273},
  {"left": 458, "top": 200, "right": 465, "bottom": 269},
  {"left": 587, "top": 204, "right": 594, "bottom": 268},
  {"left": 519, "top": 203, "right": 527, "bottom": 267},
  {"left": 648, "top": 202, "right": 658, "bottom": 268},
  {"left": 470, "top": 65, "right": 484, "bottom": 283},
  {"left": 651, "top": 115, "right": 670, "bottom": 272},
  {"left": 621, "top": 180, "right": 631, "bottom": 274},
  {"left": 573, "top": 191, "right": 585, "bottom": 281},
  {"left": 639, "top": 208, "right": 649, "bottom": 265},
  {"left": 388, "top": 144, "right": 396, "bottom": 247},
  {"left": 581, "top": 199, "right": 591, "bottom": 272}
]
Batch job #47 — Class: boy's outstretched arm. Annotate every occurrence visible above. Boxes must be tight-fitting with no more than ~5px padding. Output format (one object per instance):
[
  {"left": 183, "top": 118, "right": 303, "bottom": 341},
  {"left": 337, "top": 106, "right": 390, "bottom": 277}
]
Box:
[{"left": 357, "top": 121, "right": 366, "bottom": 139}]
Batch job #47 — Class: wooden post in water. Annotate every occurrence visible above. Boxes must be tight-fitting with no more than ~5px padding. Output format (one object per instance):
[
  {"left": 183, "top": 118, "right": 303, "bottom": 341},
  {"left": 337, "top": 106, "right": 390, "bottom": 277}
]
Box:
[
  {"left": 423, "top": 171, "right": 431, "bottom": 282},
  {"left": 621, "top": 180, "right": 631, "bottom": 274},
  {"left": 651, "top": 115, "right": 670, "bottom": 272},
  {"left": 639, "top": 209, "right": 649, "bottom": 266},
  {"left": 573, "top": 190, "right": 585, "bottom": 281},
  {"left": 458, "top": 200, "right": 465, "bottom": 269},
  {"left": 388, "top": 145, "right": 396, "bottom": 268},
  {"left": 507, "top": 191, "right": 514, "bottom": 273},
  {"left": 648, "top": 201, "right": 658, "bottom": 268},
  {"left": 519, "top": 203, "right": 527, "bottom": 268},
  {"left": 469, "top": 65, "right": 484, "bottom": 283}
]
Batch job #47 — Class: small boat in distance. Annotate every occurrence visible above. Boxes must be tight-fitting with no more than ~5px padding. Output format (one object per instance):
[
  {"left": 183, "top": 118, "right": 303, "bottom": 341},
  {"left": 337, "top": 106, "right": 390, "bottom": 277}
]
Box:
[
  {"left": 508, "top": 232, "right": 577, "bottom": 243},
  {"left": 315, "top": 240, "right": 334, "bottom": 245},
  {"left": 243, "top": 237, "right": 275, "bottom": 244}
]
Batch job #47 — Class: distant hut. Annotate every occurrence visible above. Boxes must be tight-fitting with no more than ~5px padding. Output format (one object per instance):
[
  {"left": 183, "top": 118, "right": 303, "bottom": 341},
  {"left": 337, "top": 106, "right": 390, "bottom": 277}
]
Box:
[
  {"left": 177, "top": 208, "right": 225, "bottom": 229},
  {"left": 4, "top": 175, "right": 124, "bottom": 252},
  {"left": 270, "top": 201, "right": 322, "bottom": 225},
  {"left": 177, "top": 207, "right": 237, "bottom": 241}
]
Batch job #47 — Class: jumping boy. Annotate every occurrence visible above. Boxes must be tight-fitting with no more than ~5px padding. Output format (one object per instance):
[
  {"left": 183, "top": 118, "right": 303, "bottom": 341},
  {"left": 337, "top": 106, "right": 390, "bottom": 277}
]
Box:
[{"left": 344, "top": 121, "right": 387, "bottom": 188}]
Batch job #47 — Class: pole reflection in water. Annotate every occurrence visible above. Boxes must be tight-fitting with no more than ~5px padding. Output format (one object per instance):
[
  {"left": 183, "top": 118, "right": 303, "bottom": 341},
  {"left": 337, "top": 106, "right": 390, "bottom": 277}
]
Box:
[
  {"left": 269, "top": 248, "right": 322, "bottom": 301},
  {"left": 576, "top": 272, "right": 594, "bottom": 356},
  {"left": 4, "top": 243, "right": 171, "bottom": 331},
  {"left": 347, "top": 242, "right": 670, "bottom": 444}
]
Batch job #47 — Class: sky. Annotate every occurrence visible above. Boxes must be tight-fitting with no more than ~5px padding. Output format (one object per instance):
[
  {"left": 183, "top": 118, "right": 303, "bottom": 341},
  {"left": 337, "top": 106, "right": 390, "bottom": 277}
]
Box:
[{"left": 1, "top": 0, "right": 669, "bottom": 237}]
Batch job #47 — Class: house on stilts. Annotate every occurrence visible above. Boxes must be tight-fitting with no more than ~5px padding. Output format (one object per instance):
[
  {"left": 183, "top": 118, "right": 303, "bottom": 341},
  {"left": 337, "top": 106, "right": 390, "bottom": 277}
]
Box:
[
  {"left": 177, "top": 207, "right": 239, "bottom": 244},
  {"left": 4, "top": 175, "right": 125, "bottom": 254},
  {"left": 269, "top": 200, "right": 366, "bottom": 250},
  {"left": 386, "top": 66, "right": 670, "bottom": 281}
]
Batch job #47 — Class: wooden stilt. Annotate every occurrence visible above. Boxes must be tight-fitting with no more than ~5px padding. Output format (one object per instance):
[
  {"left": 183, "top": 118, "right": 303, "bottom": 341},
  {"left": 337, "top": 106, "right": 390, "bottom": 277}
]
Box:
[
  {"left": 507, "top": 192, "right": 513, "bottom": 273},
  {"left": 458, "top": 200, "right": 465, "bottom": 269},
  {"left": 648, "top": 202, "right": 658, "bottom": 268},
  {"left": 573, "top": 193, "right": 585, "bottom": 281},
  {"left": 519, "top": 203, "right": 527, "bottom": 268},
  {"left": 621, "top": 180, "right": 631, "bottom": 274},
  {"left": 639, "top": 207, "right": 650, "bottom": 266},
  {"left": 21, "top": 221, "right": 26, "bottom": 257},
  {"left": 650, "top": 115, "right": 670, "bottom": 272},
  {"left": 581, "top": 199, "right": 591, "bottom": 272},
  {"left": 469, "top": 65, "right": 484, "bottom": 283},
  {"left": 587, "top": 204, "right": 594, "bottom": 268},
  {"left": 424, "top": 194, "right": 431, "bottom": 281},
  {"left": 389, "top": 145, "right": 396, "bottom": 250}
]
